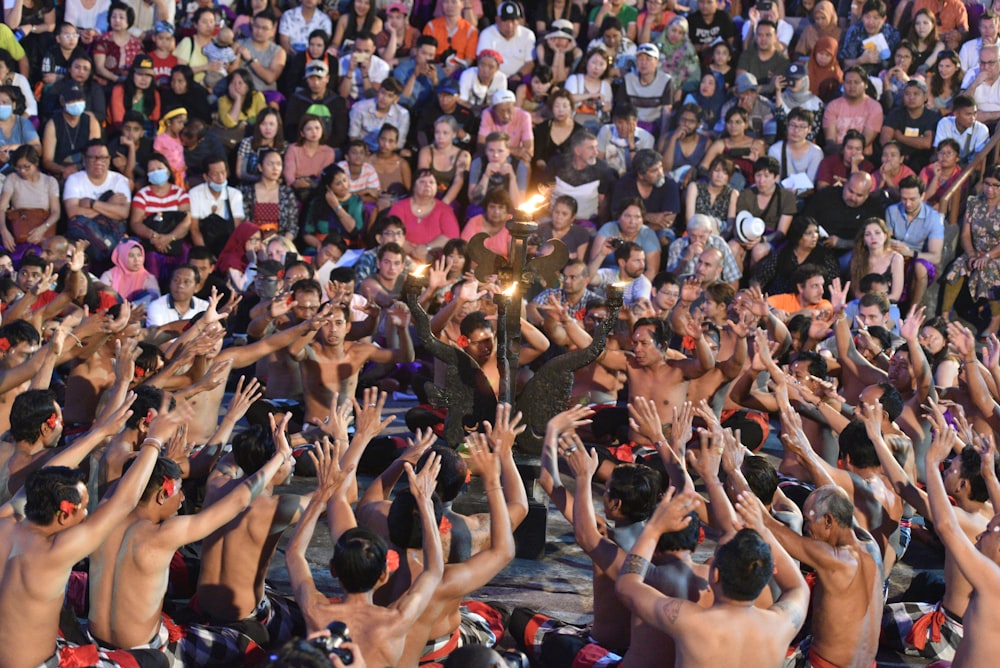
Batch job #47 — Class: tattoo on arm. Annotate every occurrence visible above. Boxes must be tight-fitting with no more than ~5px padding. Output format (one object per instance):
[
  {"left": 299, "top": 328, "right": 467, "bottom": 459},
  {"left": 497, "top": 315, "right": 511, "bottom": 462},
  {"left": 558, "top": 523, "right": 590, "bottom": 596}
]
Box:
[
  {"left": 621, "top": 554, "right": 651, "bottom": 578},
  {"left": 663, "top": 598, "right": 683, "bottom": 625}
]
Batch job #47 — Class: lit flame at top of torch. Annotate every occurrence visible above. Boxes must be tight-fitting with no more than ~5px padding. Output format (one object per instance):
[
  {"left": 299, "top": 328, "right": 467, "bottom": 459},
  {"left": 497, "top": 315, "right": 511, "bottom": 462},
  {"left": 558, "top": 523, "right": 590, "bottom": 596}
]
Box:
[
  {"left": 502, "top": 283, "right": 517, "bottom": 297},
  {"left": 517, "top": 194, "right": 546, "bottom": 216},
  {"left": 411, "top": 264, "right": 429, "bottom": 277},
  {"left": 612, "top": 281, "right": 631, "bottom": 289}
]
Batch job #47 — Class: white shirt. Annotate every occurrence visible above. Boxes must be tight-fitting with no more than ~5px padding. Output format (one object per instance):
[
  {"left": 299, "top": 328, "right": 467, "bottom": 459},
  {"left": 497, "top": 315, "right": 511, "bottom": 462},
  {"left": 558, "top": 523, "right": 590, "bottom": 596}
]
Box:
[
  {"left": 972, "top": 75, "right": 1000, "bottom": 113},
  {"left": 458, "top": 67, "right": 508, "bottom": 111},
  {"left": 188, "top": 183, "right": 245, "bottom": 221},
  {"left": 63, "top": 170, "right": 132, "bottom": 207},
  {"left": 934, "top": 116, "right": 991, "bottom": 160},
  {"left": 339, "top": 54, "right": 391, "bottom": 101},
  {"left": 959, "top": 37, "right": 998, "bottom": 75},
  {"left": 146, "top": 293, "right": 208, "bottom": 327},
  {"left": 476, "top": 24, "right": 537, "bottom": 78}
]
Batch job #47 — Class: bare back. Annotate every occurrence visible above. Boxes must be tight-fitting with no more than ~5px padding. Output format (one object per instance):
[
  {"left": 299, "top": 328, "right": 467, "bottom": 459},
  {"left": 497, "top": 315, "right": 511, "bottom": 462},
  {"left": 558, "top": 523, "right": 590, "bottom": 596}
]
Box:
[{"left": 811, "top": 539, "right": 882, "bottom": 668}]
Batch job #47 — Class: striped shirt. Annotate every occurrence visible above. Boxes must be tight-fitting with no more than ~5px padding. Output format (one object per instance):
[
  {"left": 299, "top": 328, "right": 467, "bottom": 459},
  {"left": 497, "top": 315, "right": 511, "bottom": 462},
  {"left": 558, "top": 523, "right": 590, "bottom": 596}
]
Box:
[{"left": 132, "top": 184, "right": 190, "bottom": 213}]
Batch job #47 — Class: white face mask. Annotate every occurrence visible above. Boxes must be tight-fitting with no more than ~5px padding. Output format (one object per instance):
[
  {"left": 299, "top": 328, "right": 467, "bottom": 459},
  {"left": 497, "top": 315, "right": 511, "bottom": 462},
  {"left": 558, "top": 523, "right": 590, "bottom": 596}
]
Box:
[
  {"left": 0, "top": 105, "right": 12, "bottom": 121},
  {"left": 65, "top": 101, "right": 86, "bottom": 116}
]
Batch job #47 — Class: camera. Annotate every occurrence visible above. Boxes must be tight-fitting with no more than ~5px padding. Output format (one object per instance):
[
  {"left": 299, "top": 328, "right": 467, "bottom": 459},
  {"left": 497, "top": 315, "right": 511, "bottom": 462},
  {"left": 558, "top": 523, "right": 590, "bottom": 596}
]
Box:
[
  {"left": 609, "top": 237, "right": 625, "bottom": 249},
  {"left": 308, "top": 621, "right": 353, "bottom": 665}
]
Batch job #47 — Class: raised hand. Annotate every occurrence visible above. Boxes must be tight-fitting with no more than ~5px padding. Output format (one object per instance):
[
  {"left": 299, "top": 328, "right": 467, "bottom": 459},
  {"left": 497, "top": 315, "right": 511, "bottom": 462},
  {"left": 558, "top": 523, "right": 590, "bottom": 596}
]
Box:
[
  {"left": 899, "top": 305, "right": 926, "bottom": 341},
  {"left": 829, "top": 277, "right": 850, "bottom": 315},
  {"left": 147, "top": 395, "right": 195, "bottom": 443},
  {"left": 226, "top": 376, "right": 264, "bottom": 423},
  {"left": 983, "top": 334, "right": 1000, "bottom": 370},
  {"left": 561, "top": 431, "right": 597, "bottom": 481},
  {"left": 387, "top": 301, "right": 411, "bottom": 328},
  {"left": 200, "top": 358, "right": 235, "bottom": 393},
  {"left": 92, "top": 390, "right": 136, "bottom": 438},
  {"left": 315, "top": 391, "right": 353, "bottom": 443},
  {"left": 203, "top": 287, "right": 226, "bottom": 325},
  {"left": 483, "top": 403, "right": 525, "bottom": 457},
  {"left": 164, "top": 423, "right": 192, "bottom": 464},
  {"left": 648, "top": 487, "right": 698, "bottom": 533},
  {"left": 464, "top": 432, "right": 500, "bottom": 484},
  {"left": 406, "top": 450, "right": 441, "bottom": 508},
  {"left": 687, "top": 428, "right": 723, "bottom": 482},
  {"left": 671, "top": 401, "right": 694, "bottom": 452},
  {"left": 977, "top": 432, "right": 998, "bottom": 481},
  {"left": 720, "top": 427, "right": 746, "bottom": 474},
  {"left": 269, "top": 411, "right": 294, "bottom": 461},
  {"left": 399, "top": 428, "right": 436, "bottom": 467},
  {"left": 680, "top": 276, "right": 701, "bottom": 304},
  {"left": 67, "top": 240, "right": 89, "bottom": 273},
  {"left": 946, "top": 321, "right": 976, "bottom": 361},
  {"left": 268, "top": 292, "right": 297, "bottom": 319},
  {"left": 745, "top": 284, "right": 770, "bottom": 319},
  {"left": 734, "top": 491, "right": 769, "bottom": 534},
  {"left": 546, "top": 405, "right": 595, "bottom": 436},
  {"left": 309, "top": 436, "right": 351, "bottom": 502},
  {"left": 426, "top": 255, "right": 454, "bottom": 292},
  {"left": 627, "top": 396, "right": 665, "bottom": 444},
  {"left": 926, "top": 424, "right": 959, "bottom": 467}
]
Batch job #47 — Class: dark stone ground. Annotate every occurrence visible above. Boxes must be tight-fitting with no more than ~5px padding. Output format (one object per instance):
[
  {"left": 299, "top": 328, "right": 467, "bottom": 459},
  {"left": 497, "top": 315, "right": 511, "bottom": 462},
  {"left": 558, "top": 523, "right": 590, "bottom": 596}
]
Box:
[{"left": 260, "top": 397, "right": 938, "bottom": 666}]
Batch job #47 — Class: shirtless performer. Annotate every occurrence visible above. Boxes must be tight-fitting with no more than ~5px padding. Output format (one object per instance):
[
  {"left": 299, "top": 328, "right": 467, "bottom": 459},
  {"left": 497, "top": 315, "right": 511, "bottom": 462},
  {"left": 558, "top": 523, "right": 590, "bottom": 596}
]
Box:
[
  {"left": 595, "top": 316, "right": 714, "bottom": 476},
  {"left": 358, "top": 242, "right": 406, "bottom": 309},
  {"left": 866, "top": 402, "right": 994, "bottom": 662},
  {"left": 86, "top": 414, "right": 296, "bottom": 663},
  {"left": 291, "top": 302, "right": 414, "bottom": 424},
  {"left": 616, "top": 489, "right": 810, "bottom": 667},
  {"left": 0, "top": 401, "right": 189, "bottom": 668},
  {"left": 829, "top": 278, "right": 937, "bottom": 480},
  {"left": 513, "top": 405, "right": 667, "bottom": 665},
  {"left": 764, "top": 482, "right": 883, "bottom": 668},
  {"left": 925, "top": 425, "right": 1000, "bottom": 668},
  {"left": 286, "top": 440, "right": 445, "bottom": 668}
]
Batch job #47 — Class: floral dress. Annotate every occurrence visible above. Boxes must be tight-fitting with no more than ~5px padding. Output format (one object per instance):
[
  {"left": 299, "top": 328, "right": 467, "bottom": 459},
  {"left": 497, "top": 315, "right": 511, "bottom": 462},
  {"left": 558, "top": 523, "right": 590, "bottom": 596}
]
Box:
[
  {"left": 946, "top": 196, "right": 1000, "bottom": 300},
  {"left": 694, "top": 182, "right": 735, "bottom": 236}
]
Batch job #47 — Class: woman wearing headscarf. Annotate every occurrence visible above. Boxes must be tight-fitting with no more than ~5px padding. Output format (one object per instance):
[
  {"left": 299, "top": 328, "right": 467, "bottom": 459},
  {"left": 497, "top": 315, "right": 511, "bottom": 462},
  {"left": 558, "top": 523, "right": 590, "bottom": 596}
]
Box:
[
  {"left": 99, "top": 239, "right": 160, "bottom": 303},
  {"left": 795, "top": 1, "right": 841, "bottom": 59},
  {"left": 216, "top": 220, "right": 263, "bottom": 292},
  {"left": 808, "top": 35, "right": 843, "bottom": 103},
  {"left": 656, "top": 16, "right": 700, "bottom": 94}
]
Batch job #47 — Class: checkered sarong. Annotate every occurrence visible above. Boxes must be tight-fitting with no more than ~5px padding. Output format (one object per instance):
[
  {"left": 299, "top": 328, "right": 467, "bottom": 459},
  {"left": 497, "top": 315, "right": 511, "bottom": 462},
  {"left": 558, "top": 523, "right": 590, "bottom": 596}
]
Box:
[
  {"left": 882, "top": 600, "right": 963, "bottom": 661},
  {"left": 250, "top": 589, "right": 306, "bottom": 647},
  {"left": 508, "top": 607, "right": 623, "bottom": 668},
  {"left": 419, "top": 601, "right": 506, "bottom": 666}
]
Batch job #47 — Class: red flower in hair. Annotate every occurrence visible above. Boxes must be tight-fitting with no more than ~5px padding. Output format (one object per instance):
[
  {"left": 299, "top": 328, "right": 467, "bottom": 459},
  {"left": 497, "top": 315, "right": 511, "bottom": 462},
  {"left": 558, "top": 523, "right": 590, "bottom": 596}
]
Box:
[
  {"left": 134, "top": 367, "right": 146, "bottom": 378},
  {"left": 443, "top": 290, "right": 453, "bottom": 303},
  {"left": 59, "top": 500, "right": 76, "bottom": 515},
  {"left": 386, "top": 549, "right": 400, "bottom": 574},
  {"left": 0, "top": 338, "right": 9, "bottom": 352},
  {"left": 162, "top": 476, "right": 176, "bottom": 498},
  {"left": 277, "top": 270, "right": 285, "bottom": 279},
  {"left": 457, "top": 335, "right": 470, "bottom": 348},
  {"left": 573, "top": 308, "right": 586, "bottom": 321}
]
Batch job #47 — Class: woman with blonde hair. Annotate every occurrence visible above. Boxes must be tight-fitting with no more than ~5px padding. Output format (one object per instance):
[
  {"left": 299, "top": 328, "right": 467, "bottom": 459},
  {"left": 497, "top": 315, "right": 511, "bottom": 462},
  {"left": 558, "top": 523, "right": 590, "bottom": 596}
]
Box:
[{"left": 850, "top": 217, "right": 904, "bottom": 302}]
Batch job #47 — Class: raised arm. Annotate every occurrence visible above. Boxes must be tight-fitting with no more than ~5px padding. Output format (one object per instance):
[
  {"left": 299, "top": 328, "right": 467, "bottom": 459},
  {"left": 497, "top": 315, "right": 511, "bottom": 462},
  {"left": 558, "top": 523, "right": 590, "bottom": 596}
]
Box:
[
  {"left": 484, "top": 403, "right": 529, "bottom": 530},
  {"left": 900, "top": 306, "right": 936, "bottom": 405},
  {"left": 564, "top": 433, "right": 623, "bottom": 574},
  {"left": 393, "top": 453, "right": 445, "bottom": 622},
  {"left": 537, "top": 406, "right": 595, "bottom": 522}
]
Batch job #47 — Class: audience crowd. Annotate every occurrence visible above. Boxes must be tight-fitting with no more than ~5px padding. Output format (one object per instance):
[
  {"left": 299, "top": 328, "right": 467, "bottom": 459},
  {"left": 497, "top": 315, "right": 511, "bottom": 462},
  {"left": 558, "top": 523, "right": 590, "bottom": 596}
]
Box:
[{"left": 1, "top": 0, "right": 1000, "bottom": 665}]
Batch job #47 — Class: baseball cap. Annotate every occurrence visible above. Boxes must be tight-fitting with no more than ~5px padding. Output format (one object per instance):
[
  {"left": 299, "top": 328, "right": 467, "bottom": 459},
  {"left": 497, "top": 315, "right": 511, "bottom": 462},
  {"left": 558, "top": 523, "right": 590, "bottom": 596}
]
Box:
[
  {"left": 498, "top": 1, "right": 522, "bottom": 20},
  {"left": 305, "top": 60, "right": 329, "bottom": 78},
  {"left": 492, "top": 89, "right": 516, "bottom": 105},
  {"left": 61, "top": 84, "right": 85, "bottom": 102},
  {"left": 257, "top": 260, "right": 285, "bottom": 279},
  {"left": 154, "top": 20, "right": 174, "bottom": 35},
  {"left": 546, "top": 19, "right": 575, "bottom": 41},
  {"left": 735, "top": 211, "right": 766, "bottom": 244},
  {"left": 636, "top": 43, "right": 660, "bottom": 60},
  {"left": 786, "top": 62, "right": 806, "bottom": 81},
  {"left": 906, "top": 78, "right": 928, "bottom": 92},
  {"left": 437, "top": 80, "right": 459, "bottom": 95},
  {"left": 735, "top": 72, "right": 759, "bottom": 93},
  {"left": 386, "top": 2, "right": 408, "bottom": 13},
  {"left": 478, "top": 49, "right": 504, "bottom": 65},
  {"left": 133, "top": 55, "right": 154, "bottom": 71}
]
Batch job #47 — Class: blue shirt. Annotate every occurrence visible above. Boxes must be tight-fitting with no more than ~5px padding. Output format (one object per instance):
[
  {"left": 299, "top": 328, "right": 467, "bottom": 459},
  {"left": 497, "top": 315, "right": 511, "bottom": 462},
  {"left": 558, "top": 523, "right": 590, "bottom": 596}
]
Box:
[
  {"left": 885, "top": 201, "right": 943, "bottom": 253},
  {"left": 838, "top": 22, "right": 900, "bottom": 74},
  {"left": 392, "top": 60, "right": 443, "bottom": 111}
]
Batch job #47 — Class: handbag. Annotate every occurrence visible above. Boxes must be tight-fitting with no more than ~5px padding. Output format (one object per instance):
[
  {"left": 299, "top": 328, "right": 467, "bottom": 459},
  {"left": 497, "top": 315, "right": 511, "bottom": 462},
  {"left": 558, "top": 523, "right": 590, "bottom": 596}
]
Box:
[
  {"left": 143, "top": 211, "right": 187, "bottom": 256},
  {"left": 8, "top": 208, "right": 51, "bottom": 243}
]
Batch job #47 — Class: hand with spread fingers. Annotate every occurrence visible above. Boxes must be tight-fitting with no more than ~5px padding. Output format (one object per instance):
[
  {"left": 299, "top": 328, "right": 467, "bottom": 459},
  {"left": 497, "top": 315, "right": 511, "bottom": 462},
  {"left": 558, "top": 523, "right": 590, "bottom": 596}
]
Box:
[
  {"left": 464, "top": 433, "right": 500, "bottom": 486},
  {"left": 309, "top": 436, "right": 351, "bottom": 503},
  {"left": 627, "top": 396, "right": 665, "bottom": 444},
  {"left": 561, "top": 431, "right": 597, "bottom": 481},
  {"left": 686, "top": 428, "right": 723, "bottom": 483},
  {"left": 352, "top": 388, "right": 394, "bottom": 442},
  {"left": 405, "top": 450, "right": 441, "bottom": 511},
  {"left": 546, "top": 405, "right": 595, "bottom": 437},
  {"left": 648, "top": 487, "right": 698, "bottom": 533},
  {"left": 734, "top": 490, "right": 770, "bottom": 534}
]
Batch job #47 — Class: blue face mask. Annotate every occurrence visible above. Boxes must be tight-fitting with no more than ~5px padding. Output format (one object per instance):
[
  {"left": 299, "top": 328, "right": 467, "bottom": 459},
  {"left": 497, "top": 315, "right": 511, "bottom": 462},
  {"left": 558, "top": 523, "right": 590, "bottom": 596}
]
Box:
[
  {"left": 208, "top": 179, "right": 227, "bottom": 193},
  {"left": 65, "top": 101, "right": 86, "bottom": 116},
  {"left": 0, "top": 105, "right": 12, "bottom": 121},
  {"left": 148, "top": 169, "right": 169, "bottom": 186}
]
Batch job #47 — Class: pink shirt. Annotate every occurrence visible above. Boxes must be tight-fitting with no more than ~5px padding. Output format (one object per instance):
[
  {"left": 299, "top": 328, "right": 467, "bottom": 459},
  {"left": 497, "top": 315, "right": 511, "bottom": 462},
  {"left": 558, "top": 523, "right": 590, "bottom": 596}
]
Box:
[
  {"left": 389, "top": 199, "right": 460, "bottom": 245},
  {"left": 284, "top": 144, "right": 336, "bottom": 185},
  {"left": 462, "top": 215, "right": 511, "bottom": 257},
  {"left": 477, "top": 107, "right": 534, "bottom": 150},
  {"left": 823, "top": 96, "right": 883, "bottom": 145}
]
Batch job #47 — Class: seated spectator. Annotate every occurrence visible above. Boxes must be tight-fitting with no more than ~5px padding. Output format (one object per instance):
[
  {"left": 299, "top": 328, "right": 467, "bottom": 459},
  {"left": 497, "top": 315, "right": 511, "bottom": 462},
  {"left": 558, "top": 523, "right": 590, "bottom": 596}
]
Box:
[
  {"left": 40, "top": 84, "right": 101, "bottom": 181},
  {"left": 148, "top": 21, "right": 178, "bottom": 87},
  {"left": 934, "top": 94, "right": 989, "bottom": 164},
  {"left": 129, "top": 153, "right": 191, "bottom": 280},
  {"left": 173, "top": 7, "right": 217, "bottom": 87},
  {"left": 666, "top": 213, "right": 742, "bottom": 286},
  {"left": 236, "top": 108, "right": 285, "bottom": 185},
  {"left": 801, "top": 172, "right": 885, "bottom": 271},
  {"left": 849, "top": 217, "right": 905, "bottom": 303},
  {"left": 536, "top": 21, "right": 581, "bottom": 86},
  {"left": 414, "top": 116, "right": 471, "bottom": 210},
  {"left": 377, "top": 3, "right": 419, "bottom": 68},
  {"left": 40, "top": 23, "right": 87, "bottom": 96},
  {"left": 807, "top": 35, "right": 843, "bottom": 103},
  {"left": 393, "top": 35, "right": 442, "bottom": 112},
  {"left": 702, "top": 106, "right": 767, "bottom": 188},
  {"left": 619, "top": 43, "right": 673, "bottom": 137},
  {"left": 242, "top": 148, "right": 299, "bottom": 239},
  {"left": 282, "top": 0, "right": 333, "bottom": 56},
  {"left": 283, "top": 114, "right": 336, "bottom": 198},
  {"left": 547, "top": 130, "right": 616, "bottom": 223},
  {"left": 348, "top": 76, "right": 409, "bottom": 153},
  {"left": 235, "top": 9, "right": 286, "bottom": 105},
  {"left": 63, "top": 140, "right": 132, "bottom": 267},
  {"left": 795, "top": 0, "right": 841, "bottom": 59},
  {"left": 590, "top": 0, "right": 639, "bottom": 42},
  {"left": 217, "top": 69, "right": 267, "bottom": 134},
  {"left": 98, "top": 239, "right": 159, "bottom": 303},
  {"left": 741, "top": 0, "right": 794, "bottom": 52},
  {"left": 688, "top": 0, "right": 738, "bottom": 60},
  {"left": 338, "top": 139, "right": 381, "bottom": 204},
  {"left": 532, "top": 88, "right": 581, "bottom": 179},
  {"left": 816, "top": 129, "right": 875, "bottom": 189},
  {"left": 0, "top": 145, "right": 59, "bottom": 256},
  {"left": 107, "top": 55, "right": 160, "bottom": 132},
  {"left": 468, "top": 131, "right": 527, "bottom": 208},
  {"left": 339, "top": 32, "right": 391, "bottom": 103},
  {"left": 0, "top": 54, "right": 36, "bottom": 122},
  {"left": 589, "top": 16, "right": 637, "bottom": 80},
  {"left": 686, "top": 155, "right": 738, "bottom": 236},
  {"left": 302, "top": 165, "right": 364, "bottom": 252},
  {"left": 610, "top": 148, "right": 680, "bottom": 243},
  {"left": 478, "top": 89, "right": 534, "bottom": 167},
  {"left": 774, "top": 63, "right": 823, "bottom": 140},
  {"left": 587, "top": 240, "right": 653, "bottom": 304},
  {"left": 927, "top": 49, "right": 962, "bottom": 114},
  {"left": 823, "top": 66, "right": 882, "bottom": 155},
  {"left": 885, "top": 174, "right": 943, "bottom": 307},
  {"left": 880, "top": 78, "right": 939, "bottom": 172},
  {"left": 217, "top": 221, "right": 264, "bottom": 292},
  {"left": 590, "top": 198, "right": 661, "bottom": 281},
  {"left": 189, "top": 155, "right": 246, "bottom": 257},
  {"left": 597, "top": 101, "right": 655, "bottom": 178},
  {"left": 736, "top": 156, "right": 798, "bottom": 259},
  {"left": 872, "top": 140, "right": 917, "bottom": 201},
  {"left": 388, "top": 169, "right": 460, "bottom": 262},
  {"left": 919, "top": 139, "right": 962, "bottom": 209},
  {"left": 737, "top": 18, "right": 790, "bottom": 97},
  {"left": 0, "top": 86, "right": 41, "bottom": 174},
  {"left": 462, "top": 189, "right": 515, "bottom": 256},
  {"left": 152, "top": 106, "right": 188, "bottom": 185},
  {"left": 903, "top": 0, "right": 968, "bottom": 51},
  {"left": 146, "top": 264, "right": 209, "bottom": 327},
  {"left": 478, "top": 2, "right": 536, "bottom": 86},
  {"left": 423, "top": 0, "right": 479, "bottom": 76},
  {"left": 765, "top": 262, "right": 833, "bottom": 319},
  {"left": 368, "top": 124, "right": 412, "bottom": 208},
  {"left": 414, "top": 80, "right": 476, "bottom": 150},
  {"left": 458, "top": 50, "right": 508, "bottom": 114},
  {"left": 878, "top": 41, "right": 921, "bottom": 111},
  {"left": 564, "top": 48, "right": 615, "bottom": 133},
  {"left": 655, "top": 16, "right": 701, "bottom": 94},
  {"left": 535, "top": 195, "right": 592, "bottom": 260},
  {"left": 91, "top": 2, "right": 143, "bottom": 86},
  {"left": 661, "top": 103, "right": 711, "bottom": 182},
  {"left": 160, "top": 65, "right": 212, "bottom": 125},
  {"left": 839, "top": 0, "right": 900, "bottom": 76},
  {"left": 283, "top": 60, "right": 348, "bottom": 149},
  {"left": 768, "top": 108, "right": 824, "bottom": 193},
  {"left": 280, "top": 29, "right": 335, "bottom": 99}
]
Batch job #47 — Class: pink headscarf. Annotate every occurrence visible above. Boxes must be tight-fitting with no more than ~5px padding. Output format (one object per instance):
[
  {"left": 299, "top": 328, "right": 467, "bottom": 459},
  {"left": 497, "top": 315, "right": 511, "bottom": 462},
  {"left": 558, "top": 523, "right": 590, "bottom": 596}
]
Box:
[{"left": 107, "top": 240, "right": 156, "bottom": 300}]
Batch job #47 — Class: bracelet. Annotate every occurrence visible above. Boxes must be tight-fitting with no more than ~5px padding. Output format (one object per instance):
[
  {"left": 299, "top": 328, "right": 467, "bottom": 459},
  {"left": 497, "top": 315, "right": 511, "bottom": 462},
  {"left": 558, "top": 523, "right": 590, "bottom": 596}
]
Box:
[
  {"left": 621, "top": 553, "right": 651, "bottom": 578},
  {"left": 67, "top": 331, "right": 83, "bottom": 347},
  {"left": 484, "top": 485, "right": 502, "bottom": 494},
  {"left": 141, "top": 437, "right": 163, "bottom": 450}
]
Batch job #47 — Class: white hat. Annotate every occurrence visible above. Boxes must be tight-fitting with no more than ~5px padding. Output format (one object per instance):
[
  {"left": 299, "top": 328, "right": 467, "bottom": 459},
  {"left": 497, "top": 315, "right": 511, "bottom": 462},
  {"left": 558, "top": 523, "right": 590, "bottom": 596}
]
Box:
[
  {"left": 735, "top": 211, "right": 766, "bottom": 243},
  {"left": 492, "top": 89, "right": 517, "bottom": 105}
]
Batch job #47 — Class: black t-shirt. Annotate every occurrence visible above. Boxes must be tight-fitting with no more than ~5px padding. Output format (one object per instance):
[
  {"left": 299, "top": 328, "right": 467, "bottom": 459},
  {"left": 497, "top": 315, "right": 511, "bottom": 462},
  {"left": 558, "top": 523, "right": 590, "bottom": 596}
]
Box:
[
  {"left": 883, "top": 106, "right": 941, "bottom": 172},
  {"left": 610, "top": 174, "right": 681, "bottom": 219},
  {"left": 688, "top": 11, "right": 738, "bottom": 50},
  {"left": 801, "top": 187, "right": 887, "bottom": 242},
  {"left": 547, "top": 154, "right": 616, "bottom": 194}
]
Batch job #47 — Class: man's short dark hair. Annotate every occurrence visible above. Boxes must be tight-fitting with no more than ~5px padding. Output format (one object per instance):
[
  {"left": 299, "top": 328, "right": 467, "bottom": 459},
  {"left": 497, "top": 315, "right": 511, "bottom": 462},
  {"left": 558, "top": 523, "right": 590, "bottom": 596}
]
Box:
[
  {"left": 19, "top": 253, "right": 48, "bottom": 271},
  {"left": 787, "top": 107, "right": 814, "bottom": 126},
  {"left": 859, "top": 272, "right": 889, "bottom": 294},
  {"left": 862, "top": 0, "right": 887, "bottom": 17},
  {"left": 960, "top": 445, "right": 991, "bottom": 502},
  {"left": 754, "top": 156, "right": 780, "bottom": 176},
  {"left": 416, "top": 34, "right": 438, "bottom": 49},
  {"left": 713, "top": 529, "right": 774, "bottom": 601},
  {"left": 875, "top": 382, "right": 903, "bottom": 421},
  {"left": 386, "top": 490, "right": 444, "bottom": 549},
  {"left": 332, "top": 527, "right": 390, "bottom": 593},
  {"left": 174, "top": 263, "right": 201, "bottom": 285},
  {"left": 898, "top": 174, "right": 925, "bottom": 194},
  {"left": 656, "top": 511, "right": 700, "bottom": 553},
  {"left": 126, "top": 385, "right": 166, "bottom": 430},
  {"left": 24, "top": 466, "right": 88, "bottom": 525},
  {"left": 328, "top": 266, "right": 356, "bottom": 284},
  {"left": 652, "top": 271, "right": 679, "bottom": 291},
  {"left": 0, "top": 319, "right": 40, "bottom": 348},
  {"left": 377, "top": 242, "right": 405, "bottom": 262},
  {"left": 254, "top": 9, "right": 277, "bottom": 24},
  {"left": 188, "top": 246, "right": 215, "bottom": 263},
  {"left": 613, "top": 240, "right": 643, "bottom": 264},
  {"left": 570, "top": 130, "right": 597, "bottom": 151},
  {"left": 634, "top": 317, "right": 668, "bottom": 347},
  {"left": 10, "top": 390, "right": 57, "bottom": 444},
  {"left": 792, "top": 263, "right": 823, "bottom": 289},
  {"left": 756, "top": 19, "right": 777, "bottom": 31},
  {"left": 793, "top": 350, "right": 828, "bottom": 379},
  {"left": 839, "top": 421, "right": 879, "bottom": 469},
  {"left": 952, "top": 94, "right": 976, "bottom": 112},
  {"left": 607, "top": 463, "right": 663, "bottom": 523},
  {"left": 137, "top": 456, "right": 183, "bottom": 503},
  {"left": 632, "top": 149, "right": 662, "bottom": 176},
  {"left": 859, "top": 291, "right": 889, "bottom": 315},
  {"left": 419, "top": 446, "right": 464, "bottom": 502},
  {"left": 232, "top": 424, "right": 276, "bottom": 475},
  {"left": 291, "top": 278, "right": 323, "bottom": 300},
  {"left": 612, "top": 101, "right": 638, "bottom": 119},
  {"left": 742, "top": 455, "right": 779, "bottom": 503}
]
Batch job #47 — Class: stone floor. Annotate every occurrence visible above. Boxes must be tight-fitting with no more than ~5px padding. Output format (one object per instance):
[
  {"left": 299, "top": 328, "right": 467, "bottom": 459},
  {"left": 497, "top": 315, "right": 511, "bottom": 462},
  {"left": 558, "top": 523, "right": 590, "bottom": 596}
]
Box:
[{"left": 262, "top": 396, "right": 939, "bottom": 666}]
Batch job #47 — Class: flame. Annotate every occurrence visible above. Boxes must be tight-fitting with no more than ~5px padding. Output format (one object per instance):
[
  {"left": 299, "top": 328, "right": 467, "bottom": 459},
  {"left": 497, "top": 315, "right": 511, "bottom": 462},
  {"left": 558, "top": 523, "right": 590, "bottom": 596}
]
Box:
[
  {"left": 411, "top": 264, "right": 429, "bottom": 277},
  {"left": 611, "top": 281, "right": 631, "bottom": 289},
  {"left": 502, "top": 283, "right": 517, "bottom": 297},
  {"left": 517, "top": 194, "right": 546, "bottom": 215}
]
